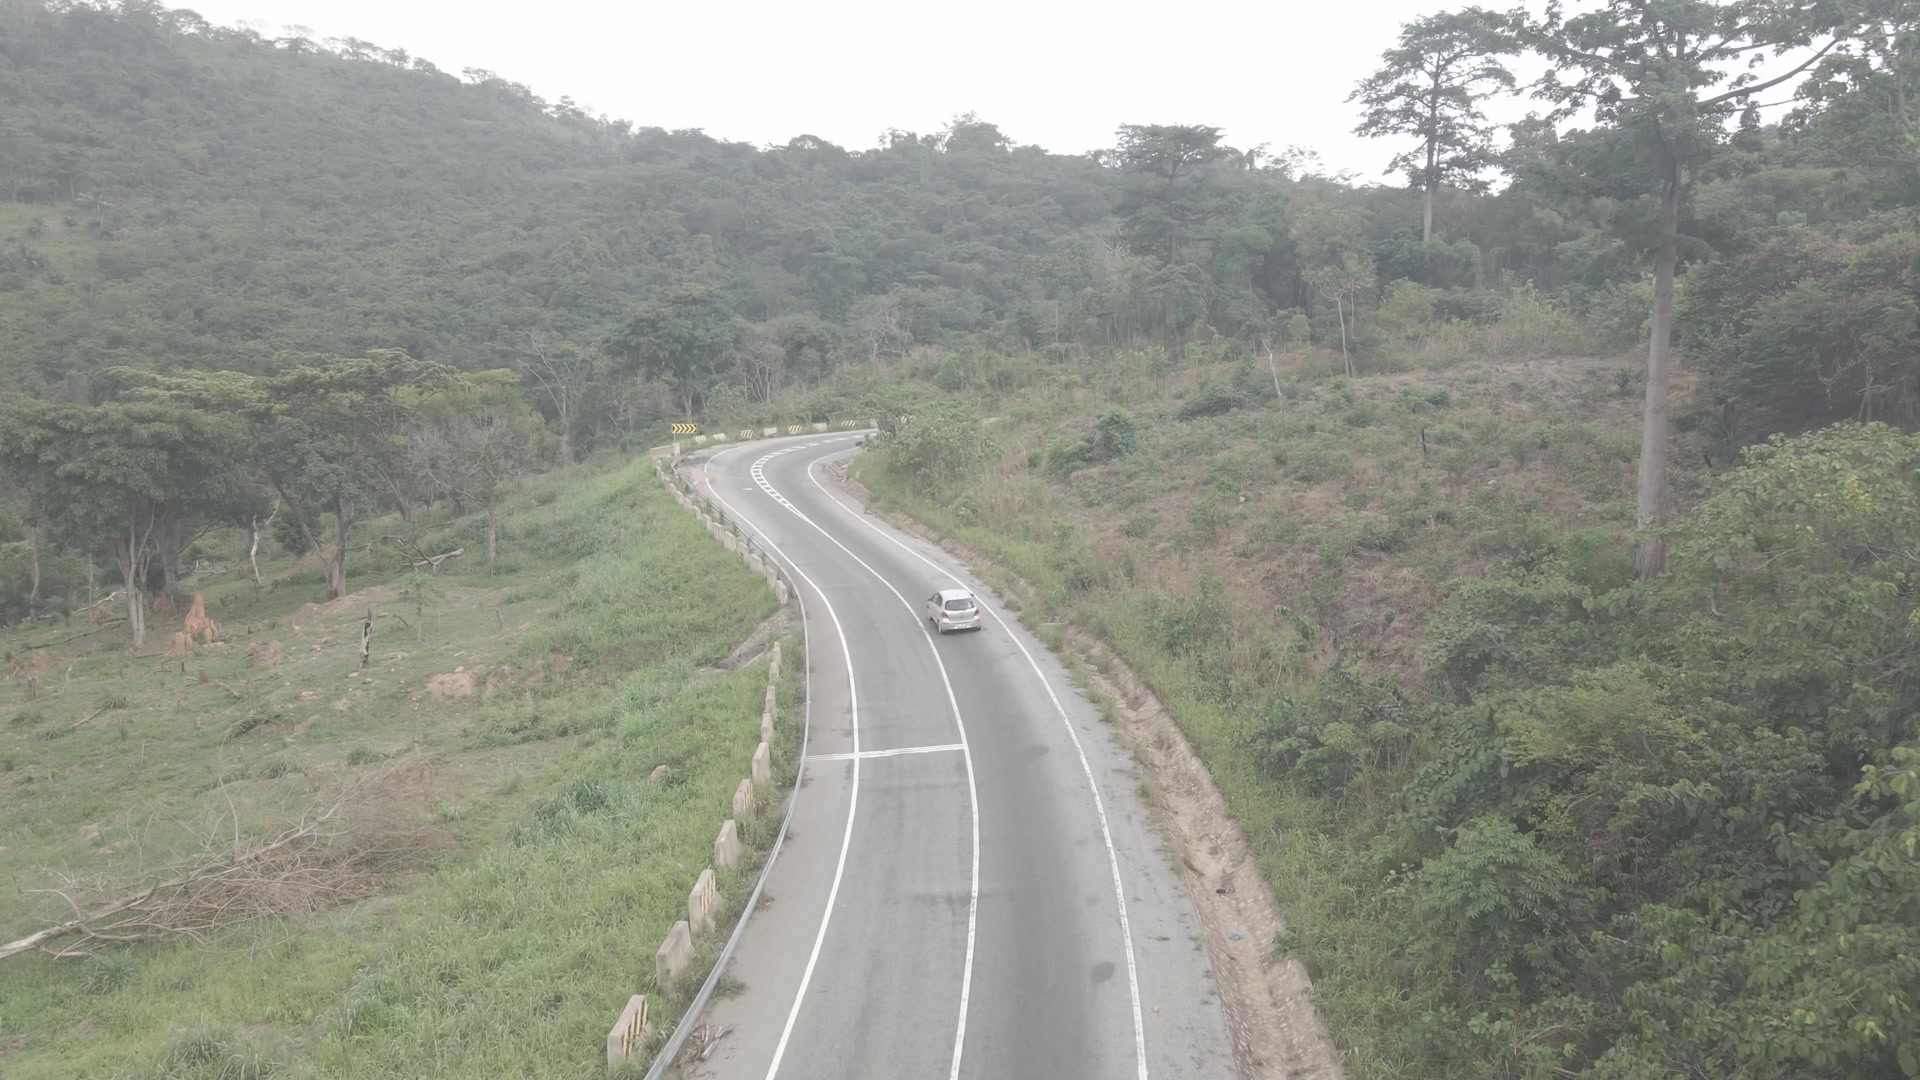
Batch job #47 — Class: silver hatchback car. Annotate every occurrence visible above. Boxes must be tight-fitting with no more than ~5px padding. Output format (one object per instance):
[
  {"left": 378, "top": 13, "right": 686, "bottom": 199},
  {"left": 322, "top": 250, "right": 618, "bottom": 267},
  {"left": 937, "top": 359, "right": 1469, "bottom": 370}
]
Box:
[{"left": 925, "top": 588, "right": 982, "bottom": 634}]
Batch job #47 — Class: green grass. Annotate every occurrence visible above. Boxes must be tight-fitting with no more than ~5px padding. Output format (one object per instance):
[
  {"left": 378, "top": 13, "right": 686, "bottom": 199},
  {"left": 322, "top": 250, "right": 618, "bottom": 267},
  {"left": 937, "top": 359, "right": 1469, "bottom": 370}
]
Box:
[
  {"left": 0, "top": 458, "right": 789, "bottom": 1078},
  {"left": 845, "top": 352, "right": 1698, "bottom": 1077},
  {"left": 854, "top": 453, "right": 1428, "bottom": 1074}
]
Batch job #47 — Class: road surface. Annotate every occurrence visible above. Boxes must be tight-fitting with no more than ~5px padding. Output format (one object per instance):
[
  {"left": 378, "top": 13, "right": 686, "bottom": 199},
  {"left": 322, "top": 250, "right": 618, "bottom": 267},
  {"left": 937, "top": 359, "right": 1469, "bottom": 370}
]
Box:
[{"left": 680, "top": 432, "right": 1237, "bottom": 1080}]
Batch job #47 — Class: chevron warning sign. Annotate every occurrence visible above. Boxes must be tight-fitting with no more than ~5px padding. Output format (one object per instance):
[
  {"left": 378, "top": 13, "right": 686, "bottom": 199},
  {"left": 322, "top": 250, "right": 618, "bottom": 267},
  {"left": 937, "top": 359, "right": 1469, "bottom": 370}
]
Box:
[{"left": 670, "top": 423, "right": 700, "bottom": 435}]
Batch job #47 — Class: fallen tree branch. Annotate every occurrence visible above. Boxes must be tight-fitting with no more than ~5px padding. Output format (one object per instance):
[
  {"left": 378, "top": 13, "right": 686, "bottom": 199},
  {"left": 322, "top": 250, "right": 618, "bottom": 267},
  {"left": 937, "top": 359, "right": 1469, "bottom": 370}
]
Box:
[
  {"left": 0, "top": 765, "right": 431, "bottom": 963},
  {"left": 20, "top": 621, "right": 126, "bottom": 652},
  {"left": 377, "top": 535, "right": 429, "bottom": 563},
  {"left": 413, "top": 548, "right": 463, "bottom": 573},
  {"left": 221, "top": 712, "right": 266, "bottom": 742}
]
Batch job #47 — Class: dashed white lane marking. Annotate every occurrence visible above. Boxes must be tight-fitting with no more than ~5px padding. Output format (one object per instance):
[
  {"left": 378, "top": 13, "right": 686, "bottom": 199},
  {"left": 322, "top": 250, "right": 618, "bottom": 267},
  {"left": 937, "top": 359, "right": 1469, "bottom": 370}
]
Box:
[
  {"left": 752, "top": 441, "right": 984, "bottom": 1080},
  {"left": 810, "top": 743, "right": 966, "bottom": 763},
  {"left": 803, "top": 446, "right": 1154, "bottom": 1080},
  {"left": 695, "top": 438, "right": 865, "bottom": 1080}
]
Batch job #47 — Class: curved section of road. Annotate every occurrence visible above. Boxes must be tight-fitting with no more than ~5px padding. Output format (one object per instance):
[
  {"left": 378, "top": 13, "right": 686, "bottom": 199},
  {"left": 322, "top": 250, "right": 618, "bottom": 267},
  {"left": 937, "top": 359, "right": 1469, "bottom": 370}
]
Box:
[{"left": 684, "top": 433, "right": 1235, "bottom": 1080}]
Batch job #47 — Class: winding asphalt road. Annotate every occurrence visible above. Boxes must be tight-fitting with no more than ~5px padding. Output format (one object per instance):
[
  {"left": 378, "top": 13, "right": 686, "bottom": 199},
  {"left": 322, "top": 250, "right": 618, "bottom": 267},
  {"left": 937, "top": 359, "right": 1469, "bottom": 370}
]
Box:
[{"left": 681, "top": 432, "right": 1237, "bottom": 1080}]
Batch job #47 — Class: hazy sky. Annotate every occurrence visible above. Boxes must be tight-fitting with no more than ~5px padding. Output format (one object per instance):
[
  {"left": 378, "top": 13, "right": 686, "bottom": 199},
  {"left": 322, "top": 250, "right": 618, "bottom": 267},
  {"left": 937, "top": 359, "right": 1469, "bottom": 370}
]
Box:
[{"left": 178, "top": 0, "right": 1552, "bottom": 182}]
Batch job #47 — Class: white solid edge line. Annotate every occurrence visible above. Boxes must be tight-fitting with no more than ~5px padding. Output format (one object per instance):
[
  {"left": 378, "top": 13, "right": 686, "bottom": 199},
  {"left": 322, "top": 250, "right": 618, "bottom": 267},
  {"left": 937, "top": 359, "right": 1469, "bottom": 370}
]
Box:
[
  {"left": 804, "top": 450, "right": 1153, "bottom": 1080},
  {"left": 810, "top": 743, "right": 966, "bottom": 762},
  {"left": 764, "top": 445, "right": 983, "bottom": 1080},
  {"left": 697, "top": 440, "right": 864, "bottom": 1080}
]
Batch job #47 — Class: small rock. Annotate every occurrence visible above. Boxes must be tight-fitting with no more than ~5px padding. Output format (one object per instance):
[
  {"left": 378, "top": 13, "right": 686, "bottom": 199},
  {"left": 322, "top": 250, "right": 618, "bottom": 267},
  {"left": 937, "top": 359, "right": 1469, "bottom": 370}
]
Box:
[
  {"left": 1228, "top": 931, "right": 1245, "bottom": 941},
  {"left": 299, "top": 691, "right": 319, "bottom": 702},
  {"left": 347, "top": 671, "right": 360, "bottom": 679},
  {"left": 78, "top": 823, "right": 101, "bottom": 844},
  {"left": 649, "top": 765, "right": 669, "bottom": 781}
]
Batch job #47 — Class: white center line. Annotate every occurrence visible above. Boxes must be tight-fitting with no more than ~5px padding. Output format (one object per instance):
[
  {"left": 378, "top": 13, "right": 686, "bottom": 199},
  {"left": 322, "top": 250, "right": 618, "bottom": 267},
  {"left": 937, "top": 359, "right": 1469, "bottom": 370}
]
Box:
[
  {"left": 695, "top": 438, "right": 865, "bottom": 1080},
  {"left": 804, "top": 448, "right": 1154, "bottom": 1080},
  {"left": 809, "top": 743, "right": 966, "bottom": 763},
  {"left": 758, "top": 444, "right": 984, "bottom": 1080}
]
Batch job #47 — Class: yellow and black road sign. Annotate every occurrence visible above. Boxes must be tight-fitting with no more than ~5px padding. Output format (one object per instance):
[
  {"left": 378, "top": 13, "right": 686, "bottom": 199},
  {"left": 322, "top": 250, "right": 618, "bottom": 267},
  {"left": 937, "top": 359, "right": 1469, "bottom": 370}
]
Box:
[{"left": 670, "top": 423, "right": 700, "bottom": 435}]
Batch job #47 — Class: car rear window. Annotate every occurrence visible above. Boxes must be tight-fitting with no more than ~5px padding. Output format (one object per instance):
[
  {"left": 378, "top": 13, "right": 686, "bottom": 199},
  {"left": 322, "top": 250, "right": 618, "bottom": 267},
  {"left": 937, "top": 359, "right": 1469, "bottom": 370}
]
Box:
[{"left": 944, "top": 598, "right": 974, "bottom": 611}]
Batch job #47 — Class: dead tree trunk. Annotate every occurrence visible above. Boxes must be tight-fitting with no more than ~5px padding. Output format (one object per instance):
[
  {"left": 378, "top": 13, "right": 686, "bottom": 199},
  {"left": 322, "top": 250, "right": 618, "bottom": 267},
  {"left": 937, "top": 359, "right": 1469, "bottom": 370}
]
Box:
[
  {"left": 486, "top": 496, "right": 498, "bottom": 574},
  {"left": 359, "top": 609, "right": 373, "bottom": 669},
  {"left": 249, "top": 500, "right": 278, "bottom": 592},
  {"left": 1636, "top": 171, "right": 1682, "bottom": 579},
  {"left": 328, "top": 495, "right": 355, "bottom": 600},
  {"left": 27, "top": 524, "right": 41, "bottom": 620}
]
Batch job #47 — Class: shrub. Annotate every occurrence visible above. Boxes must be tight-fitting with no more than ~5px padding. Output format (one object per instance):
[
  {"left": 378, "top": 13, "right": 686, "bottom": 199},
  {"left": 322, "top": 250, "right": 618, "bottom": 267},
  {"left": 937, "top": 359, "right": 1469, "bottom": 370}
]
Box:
[
  {"left": 1189, "top": 503, "right": 1229, "bottom": 545},
  {"left": 1093, "top": 409, "right": 1142, "bottom": 459},
  {"left": 1277, "top": 440, "right": 1350, "bottom": 483},
  {"left": 1178, "top": 381, "right": 1247, "bottom": 419}
]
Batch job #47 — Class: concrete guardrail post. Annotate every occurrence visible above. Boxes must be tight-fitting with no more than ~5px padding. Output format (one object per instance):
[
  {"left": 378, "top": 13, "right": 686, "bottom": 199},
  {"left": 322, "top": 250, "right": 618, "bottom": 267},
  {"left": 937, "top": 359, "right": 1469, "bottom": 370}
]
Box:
[
  {"left": 714, "top": 820, "right": 743, "bottom": 869},
  {"left": 688, "top": 869, "right": 719, "bottom": 935},
  {"left": 655, "top": 921, "right": 693, "bottom": 988},
  {"left": 606, "top": 994, "right": 651, "bottom": 1067}
]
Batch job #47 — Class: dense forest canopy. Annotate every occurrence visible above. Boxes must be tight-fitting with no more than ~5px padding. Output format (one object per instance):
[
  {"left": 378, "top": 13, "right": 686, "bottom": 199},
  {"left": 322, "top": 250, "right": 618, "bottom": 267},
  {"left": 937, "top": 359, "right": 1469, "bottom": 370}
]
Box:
[{"left": 2, "top": 0, "right": 1914, "bottom": 441}]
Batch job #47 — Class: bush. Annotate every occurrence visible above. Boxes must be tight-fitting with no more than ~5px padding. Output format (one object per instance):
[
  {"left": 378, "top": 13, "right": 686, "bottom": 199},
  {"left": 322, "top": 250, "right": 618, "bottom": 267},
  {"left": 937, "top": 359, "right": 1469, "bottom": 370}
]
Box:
[
  {"left": 1395, "top": 386, "right": 1451, "bottom": 413},
  {"left": 1189, "top": 503, "right": 1229, "bottom": 545},
  {"left": 880, "top": 403, "right": 993, "bottom": 493},
  {"left": 1093, "top": 409, "right": 1141, "bottom": 459},
  {"left": 1578, "top": 277, "right": 1652, "bottom": 353},
  {"left": 1355, "top": 519, "right": 1405, "bottom": 552},
  {"left": 1277, "top": 440, "right": 1350, "bottom": 483},
  {"left": 1178, "top": 381, "right": 1247, "bottom": 419}
]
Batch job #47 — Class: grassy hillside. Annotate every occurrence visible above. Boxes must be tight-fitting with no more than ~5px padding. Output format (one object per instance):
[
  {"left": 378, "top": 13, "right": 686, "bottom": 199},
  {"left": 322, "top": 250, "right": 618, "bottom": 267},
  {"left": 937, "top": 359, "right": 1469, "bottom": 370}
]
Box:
[
  {"left": 0, "top": 459, "right": 794, "bottom": 1078},
  {"left": 851, "top": 344, "right": 1920, "bottom": 1079}
]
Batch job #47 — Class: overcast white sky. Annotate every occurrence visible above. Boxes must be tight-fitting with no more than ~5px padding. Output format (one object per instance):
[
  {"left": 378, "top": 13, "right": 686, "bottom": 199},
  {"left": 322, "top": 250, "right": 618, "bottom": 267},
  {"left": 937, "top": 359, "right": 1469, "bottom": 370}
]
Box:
[{"left": 177, "top": 0, "right": 1552, "bottom": 183}]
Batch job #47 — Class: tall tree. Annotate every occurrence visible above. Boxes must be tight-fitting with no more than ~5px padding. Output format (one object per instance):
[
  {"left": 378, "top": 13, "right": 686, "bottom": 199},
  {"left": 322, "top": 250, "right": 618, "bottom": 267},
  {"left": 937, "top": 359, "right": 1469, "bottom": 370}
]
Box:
[
  {"left": 410, "top": 388, "right": 544, "bottom": 573},
  {"left": 1350, "top": 8, "right": 1518, "bottom": 249},
  {"left": 262, "top": 352, "right": 462, "bottom": 598},
  {"left": 608, "top": 285, "right": 741, "bottom": 418},
  {"left": 1111, "top": 124, "right": 1227, "bottom": 361},
  {"left": 1528, "top": 0, "right": 1853, "bottom": 575},
  {"left": 1791, "top": 0, "right": 1920, "bottom": 203},
  {"left": 0, "top": 402, "right": 258, "bottom": 648},
  {"left": 516, "top": 330, "right": 597, "bottom": 463},
  {"left": 1291, "top": 201, "right": 1377, "bottom": 377}
]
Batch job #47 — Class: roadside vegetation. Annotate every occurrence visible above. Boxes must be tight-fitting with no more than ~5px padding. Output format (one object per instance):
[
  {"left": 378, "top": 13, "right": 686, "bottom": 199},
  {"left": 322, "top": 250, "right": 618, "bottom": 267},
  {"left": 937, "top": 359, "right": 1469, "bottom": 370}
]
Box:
[
  {"left": 851, "top": 327, "right": 1920, "bottom": 1077},
  {"left": 4, "top": 1, "right": 1920, "bottom": 1077},
  {"left": 0, "top": 459, "right": 789, "bottom": 1078}
]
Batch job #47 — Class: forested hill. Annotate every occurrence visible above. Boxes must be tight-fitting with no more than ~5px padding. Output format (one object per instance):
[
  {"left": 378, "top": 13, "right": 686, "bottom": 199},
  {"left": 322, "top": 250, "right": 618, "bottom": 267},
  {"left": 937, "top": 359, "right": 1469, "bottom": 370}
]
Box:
[
  {"left": 0, "top": 0, "right": 1117, "bottom": 391},
  {"left": 7, "top": 2, "right": 1915, "bottom": 447}
]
